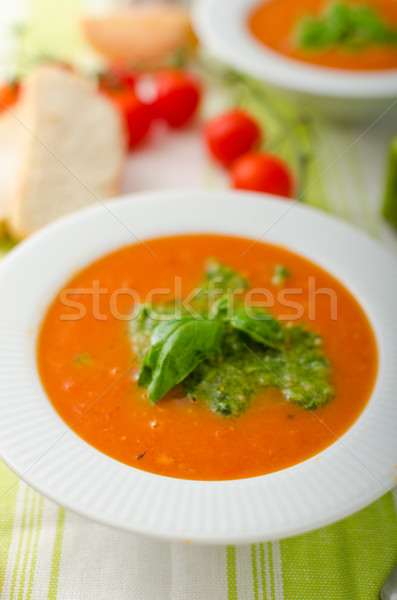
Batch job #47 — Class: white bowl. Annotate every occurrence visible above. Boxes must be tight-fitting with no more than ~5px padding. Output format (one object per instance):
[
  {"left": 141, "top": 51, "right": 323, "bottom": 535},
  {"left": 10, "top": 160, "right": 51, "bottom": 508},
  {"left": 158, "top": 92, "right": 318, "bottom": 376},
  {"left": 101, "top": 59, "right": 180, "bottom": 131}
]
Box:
[
  {"left": 193, "top": 0, "right": 397, "bottom": 119},
  {"left": 0, "top": 189, "right": 396, "bottom": 544}
]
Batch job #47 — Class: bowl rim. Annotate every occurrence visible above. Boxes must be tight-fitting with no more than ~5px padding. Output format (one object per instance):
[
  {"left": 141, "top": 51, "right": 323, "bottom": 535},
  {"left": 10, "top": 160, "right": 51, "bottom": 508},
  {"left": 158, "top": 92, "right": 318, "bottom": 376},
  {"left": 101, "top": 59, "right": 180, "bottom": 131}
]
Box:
[
  {"left": 193, "top": 0, "right": 397, "bottom": 99},
  {"left": 0, "top": 188, "right": 396, "bottom": 544}
]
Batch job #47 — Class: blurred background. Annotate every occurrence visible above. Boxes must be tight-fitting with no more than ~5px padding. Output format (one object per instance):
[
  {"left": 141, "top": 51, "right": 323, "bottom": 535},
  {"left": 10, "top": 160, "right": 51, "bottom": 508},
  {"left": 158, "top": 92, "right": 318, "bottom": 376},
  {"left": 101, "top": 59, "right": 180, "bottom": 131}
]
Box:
[{"left": 0, "top": 0, "right": 396, "bottom": 251}]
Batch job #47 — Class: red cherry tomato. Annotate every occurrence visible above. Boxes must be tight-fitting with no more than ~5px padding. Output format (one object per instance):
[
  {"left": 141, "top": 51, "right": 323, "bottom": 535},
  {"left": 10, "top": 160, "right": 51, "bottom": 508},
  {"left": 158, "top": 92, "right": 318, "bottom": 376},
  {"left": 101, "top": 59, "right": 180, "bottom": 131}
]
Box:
[
  {"left": 230, "top": 152, "right": 294, "bottom": 198},
  {"left": 112, "top": 90, "right": 153, "bottom": 149},
  {"left": 0, "top": 82, "right": 20, "bottom": 113},
  {"left": 204, "top": 109, "right": 261, "bottom": 167},
  {"left": 153, "top": 69, "right": 201, "bottom": 127},
  {"left": 100, "top": 69, "right": 153, "bottom": 149}
]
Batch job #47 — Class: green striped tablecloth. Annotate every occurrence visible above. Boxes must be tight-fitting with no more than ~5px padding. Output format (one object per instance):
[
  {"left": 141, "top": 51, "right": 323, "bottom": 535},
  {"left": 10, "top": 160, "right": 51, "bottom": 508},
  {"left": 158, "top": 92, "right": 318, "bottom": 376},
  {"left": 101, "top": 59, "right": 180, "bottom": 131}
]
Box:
[
  {"left": 0, "top": 472, "right": 396, "bottom": 600},
  {"left": 1, "top": 81, "right": 397, "bottom": 600}
]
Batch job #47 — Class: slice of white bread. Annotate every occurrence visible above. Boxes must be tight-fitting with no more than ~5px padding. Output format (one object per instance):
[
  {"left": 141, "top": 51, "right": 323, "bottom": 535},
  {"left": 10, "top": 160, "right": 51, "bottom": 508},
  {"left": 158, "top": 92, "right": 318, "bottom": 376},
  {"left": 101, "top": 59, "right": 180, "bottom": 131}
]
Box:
[{"left": 2, "top": 65, "right": 125, "bottom": 239}]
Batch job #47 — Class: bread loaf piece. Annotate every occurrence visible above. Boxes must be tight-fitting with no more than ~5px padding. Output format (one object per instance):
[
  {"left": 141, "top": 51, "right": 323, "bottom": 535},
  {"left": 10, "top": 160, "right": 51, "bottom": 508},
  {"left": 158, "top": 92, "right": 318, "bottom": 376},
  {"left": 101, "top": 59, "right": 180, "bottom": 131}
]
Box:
[
  {"left": 1, "top": 65, "right": 125, "bottom": 239},
  {"left": 82, "top": 6, "right": 196, "bottom": 67}
]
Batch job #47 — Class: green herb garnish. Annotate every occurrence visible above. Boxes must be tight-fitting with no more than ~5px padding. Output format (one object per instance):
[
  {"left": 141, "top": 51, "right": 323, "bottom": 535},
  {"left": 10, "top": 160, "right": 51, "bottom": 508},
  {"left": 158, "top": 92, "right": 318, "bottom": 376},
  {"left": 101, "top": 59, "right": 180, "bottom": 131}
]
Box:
[
  {"left": 73, "top": 353, "right": 95, "bottom": 366},
  {"left": 382, "top": 133, "right": 397, "bottom": 232},
  {"left": 184, "top": 326, "right": 333, "bottom": 416},
  {"left": 271, "top": 264, "right": 291, "bottom": 286},
  {"left": 130, "top": 261, "right": 334, "bottom": 416},
  {"left": 0, "top": 234, "right": 16, "bottom": 262},
  {"left": 194, "top": 259, "right": 248, "bottom": 313},
  {"left": 296, "top": 2, "right": 397, "bottom": 52}
]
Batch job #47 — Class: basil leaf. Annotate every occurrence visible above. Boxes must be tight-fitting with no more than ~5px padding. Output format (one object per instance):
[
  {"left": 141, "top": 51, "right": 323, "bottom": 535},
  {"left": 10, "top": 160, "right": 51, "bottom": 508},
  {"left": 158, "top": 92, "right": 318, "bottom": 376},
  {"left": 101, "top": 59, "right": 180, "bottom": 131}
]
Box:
[
  {"left": 229, "top": 308, "right": 285, "bottom": 350},
  {"left": 138, "top": 317, "right": 223, "bottom": 403},
  {"left": 138, "top": 318, "right": 186, "bottom": 387},
  {"left": 208, "top": 297, "right": 231, "bottom": 320},
  {"left": 130, "top": 303, "right": 179, "bottom": 357}
]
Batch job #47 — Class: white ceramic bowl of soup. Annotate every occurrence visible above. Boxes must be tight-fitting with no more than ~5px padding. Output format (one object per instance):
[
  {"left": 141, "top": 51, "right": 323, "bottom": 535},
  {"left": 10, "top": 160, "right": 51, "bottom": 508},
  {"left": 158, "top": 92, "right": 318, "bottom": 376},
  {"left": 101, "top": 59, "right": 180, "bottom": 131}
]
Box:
[
  {"left": 0, "top": 189, "right": 395, "bottom": 543},
  {"left": 193, "top": 0, "right": 397, "bottom": 119}
]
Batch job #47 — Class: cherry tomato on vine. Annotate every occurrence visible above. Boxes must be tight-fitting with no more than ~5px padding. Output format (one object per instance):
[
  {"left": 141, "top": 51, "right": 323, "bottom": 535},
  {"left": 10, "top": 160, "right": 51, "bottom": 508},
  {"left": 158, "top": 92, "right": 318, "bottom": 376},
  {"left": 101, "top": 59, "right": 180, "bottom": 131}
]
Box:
[
  {"left": 99, "top": 68, "right": 153, "bottom": 149},
  {"left": 230, "top": 152, "right": 294, "bottom": 198},
  {"left": 204, "top": 109, "right": 261, "bottom": 167},
  {"left": 153, "top": 69, "right": 201, "bottom": 127},
  {"left": 114, "top": 91, "right": 153, "bottom": 148},
  {"left": 98, "top": 64, "right": 137, "bottom": 91}
]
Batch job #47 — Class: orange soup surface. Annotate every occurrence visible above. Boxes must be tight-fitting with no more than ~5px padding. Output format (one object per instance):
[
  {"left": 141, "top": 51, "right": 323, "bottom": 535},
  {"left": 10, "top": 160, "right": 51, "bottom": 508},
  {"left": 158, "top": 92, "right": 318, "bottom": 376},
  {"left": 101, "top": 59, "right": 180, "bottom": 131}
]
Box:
[
  {"left": 38, "top": 235, "right": 377, "bottom": 480},
  {"left": 249, "top": 0, "right": 397, "bottom": 70}
]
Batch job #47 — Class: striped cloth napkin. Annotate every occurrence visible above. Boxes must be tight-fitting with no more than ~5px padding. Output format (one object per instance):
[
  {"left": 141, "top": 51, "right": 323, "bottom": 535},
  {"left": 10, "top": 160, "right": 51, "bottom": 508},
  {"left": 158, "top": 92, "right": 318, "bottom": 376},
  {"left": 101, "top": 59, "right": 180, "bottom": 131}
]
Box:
[{"left": 1, "top": 90, "right": 397, "bottom": 600}]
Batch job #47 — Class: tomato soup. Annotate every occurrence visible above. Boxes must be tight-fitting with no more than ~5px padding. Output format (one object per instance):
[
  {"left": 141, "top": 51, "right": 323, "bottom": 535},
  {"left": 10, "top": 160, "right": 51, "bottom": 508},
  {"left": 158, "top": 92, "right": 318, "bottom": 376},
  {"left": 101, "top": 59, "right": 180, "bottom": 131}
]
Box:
[
  {"left": 37, "top": 235, "right": 377, "bottom": 480},
  {"left": 249, "top": 0, "right": 397, "bottom": 70}
]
